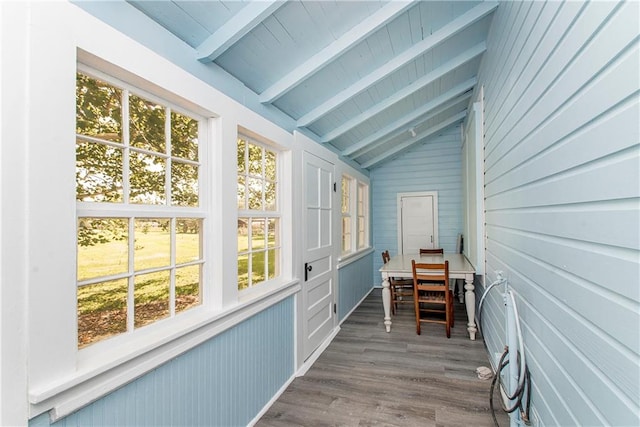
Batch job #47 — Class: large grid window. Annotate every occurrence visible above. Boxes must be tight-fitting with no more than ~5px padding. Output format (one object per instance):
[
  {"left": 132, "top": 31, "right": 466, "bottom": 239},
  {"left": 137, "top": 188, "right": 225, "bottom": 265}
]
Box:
[
  {"left": 237, "top": 135, "right": 280, "bottom": 290},
  {"left": 341, "top": 176, "right": 352, "bottom": 253},
  {"left": 76, "top": 70, "right": 204, "bottom": 348}
]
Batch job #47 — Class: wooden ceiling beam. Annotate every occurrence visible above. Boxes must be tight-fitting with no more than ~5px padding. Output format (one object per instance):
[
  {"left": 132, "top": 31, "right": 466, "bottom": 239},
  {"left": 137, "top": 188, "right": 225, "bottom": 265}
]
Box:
[
  {"left": 360, "top": 111, "right": 467, "bottom": 169},
  {"left": 296, "top": 1, "right": 498, "bottom": 127},
  {"left": 320, "top": 42, "right": 486, "bottom": 143},
  {"left": 196, "top": 1, "right": 285, "bottom": 62},
  {"left": 259, "top": 1, "right": 413, "bottom": 104},
  {"left": 343, "top": 77, "right": 476, "bottom": 157}
]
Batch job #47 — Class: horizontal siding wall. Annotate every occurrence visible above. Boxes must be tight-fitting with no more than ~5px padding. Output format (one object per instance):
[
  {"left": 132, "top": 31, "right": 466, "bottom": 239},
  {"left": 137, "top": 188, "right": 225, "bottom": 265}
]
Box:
[
  {"left": 370, "top": 126, "right": 463, "bottom": 285},
  {"left": 338, "top": 252, "right": 374, "bottom": 321},
  {"left": 476, "top": 1, "right": 639, "bottom": 426},
  {"left": 30, "top": 297, "right": 295, "bottom": 427}
]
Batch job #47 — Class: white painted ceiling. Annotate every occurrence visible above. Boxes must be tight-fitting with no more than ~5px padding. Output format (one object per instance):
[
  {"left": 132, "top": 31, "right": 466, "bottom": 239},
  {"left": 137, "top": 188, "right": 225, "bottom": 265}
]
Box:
[{"left": 127, "top": 0, "right": 497, "bottom": 169}]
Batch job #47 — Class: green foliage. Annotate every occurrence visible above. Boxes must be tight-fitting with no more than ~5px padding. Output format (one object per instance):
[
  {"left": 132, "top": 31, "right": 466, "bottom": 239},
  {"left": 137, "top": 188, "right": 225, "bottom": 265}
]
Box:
[{"left": 76, "top": 72, "right": 200, "bottom": 246}]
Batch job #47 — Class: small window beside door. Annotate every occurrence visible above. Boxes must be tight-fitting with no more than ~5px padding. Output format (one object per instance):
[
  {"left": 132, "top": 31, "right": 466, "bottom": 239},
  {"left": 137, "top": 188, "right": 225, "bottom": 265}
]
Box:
[{"left": 341, "top": 175, "right": 369, "bottom": 255}]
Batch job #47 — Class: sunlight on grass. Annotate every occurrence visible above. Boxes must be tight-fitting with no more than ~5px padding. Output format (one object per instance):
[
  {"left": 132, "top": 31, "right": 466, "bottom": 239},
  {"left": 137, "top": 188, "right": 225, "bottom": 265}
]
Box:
[{"left": 77, "top": 220, "right": 202, "bottom": 347}]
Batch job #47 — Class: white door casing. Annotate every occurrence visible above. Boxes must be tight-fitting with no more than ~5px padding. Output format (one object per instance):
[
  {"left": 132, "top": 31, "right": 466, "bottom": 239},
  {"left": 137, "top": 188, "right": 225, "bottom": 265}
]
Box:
[
  {"left": 397, "top": 191, "right": 439, "bottom": 254},
  {"left": 302, "top": 151, "right": 335, "bottom": 361}
]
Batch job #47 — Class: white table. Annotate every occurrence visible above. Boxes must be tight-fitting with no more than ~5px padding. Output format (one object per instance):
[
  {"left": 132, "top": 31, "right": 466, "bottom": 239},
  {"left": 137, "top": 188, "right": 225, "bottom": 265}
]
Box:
[{"left": 379, "top": 253, "right": 478, "bottom": 340}]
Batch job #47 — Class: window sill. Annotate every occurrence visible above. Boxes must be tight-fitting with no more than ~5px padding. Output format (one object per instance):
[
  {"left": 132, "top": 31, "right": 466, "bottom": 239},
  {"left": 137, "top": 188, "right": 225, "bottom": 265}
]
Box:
[
  {"left": 28, "top": 279, "right": 300, "bottom": 421},
  {"left": 337, "top": 247, "right": 374, "bottom": 269}
]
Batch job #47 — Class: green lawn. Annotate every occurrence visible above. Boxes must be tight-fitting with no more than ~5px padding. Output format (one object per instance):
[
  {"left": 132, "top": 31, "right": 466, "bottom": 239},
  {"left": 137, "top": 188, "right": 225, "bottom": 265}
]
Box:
[
  {"left": 78, "top": 227, "right": 277, "bottom": 347},
  {"left": 77, "top": 227, "right": 201, "bottom": 347}
]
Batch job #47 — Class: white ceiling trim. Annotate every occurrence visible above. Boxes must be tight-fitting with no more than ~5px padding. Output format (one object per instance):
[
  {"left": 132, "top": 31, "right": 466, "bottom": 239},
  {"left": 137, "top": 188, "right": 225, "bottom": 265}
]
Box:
[
  {"left": 320, "top": 42, "right": 486, "bottom": 143},
  {"left": 196, "top": 1, "right": 285, "bottom": 62},
  {"left": 258, "top": 1, "right": 414, "bottom": 104},
  {"left": 361, "top": 111, "right": 467, "bottom": 169},
  {"left": 343, "top": 77, "right": 476, "bottom": 157},
  {"left": 296, "top": 1, "right": 498, "bottom": 127}
]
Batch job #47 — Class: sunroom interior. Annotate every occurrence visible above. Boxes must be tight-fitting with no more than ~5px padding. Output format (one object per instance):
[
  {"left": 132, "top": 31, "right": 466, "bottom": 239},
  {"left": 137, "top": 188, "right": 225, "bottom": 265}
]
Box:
[{"left": 0, "top": 1, "right": 638, "bottom": 427}]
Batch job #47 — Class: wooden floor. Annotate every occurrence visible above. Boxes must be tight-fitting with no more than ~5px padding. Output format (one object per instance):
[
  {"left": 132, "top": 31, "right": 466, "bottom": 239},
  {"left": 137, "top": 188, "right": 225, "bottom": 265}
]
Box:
[{"left": 257, "top": 289, "right": 509, "bottom": 427}]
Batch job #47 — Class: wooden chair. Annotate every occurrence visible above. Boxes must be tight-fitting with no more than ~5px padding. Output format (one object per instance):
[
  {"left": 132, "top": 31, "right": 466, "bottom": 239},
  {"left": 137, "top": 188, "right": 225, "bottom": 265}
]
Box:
[
  {"left": 411, "top": 260, "right": 454, "bottom": 338},
  {"left": 382, "top": 250, "right": 414, "bottom": 315},
  {"left": 419, "top": 248, "right": 444, "bottom": 255}
]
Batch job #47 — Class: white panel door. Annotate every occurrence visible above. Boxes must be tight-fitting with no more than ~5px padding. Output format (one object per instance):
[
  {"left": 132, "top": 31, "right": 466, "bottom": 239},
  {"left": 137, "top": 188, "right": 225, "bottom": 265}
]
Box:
[
  {"left": 399, "top": 193, "right": 438, "bottom": 254},
  {"left": 302, "top": 151, "right": 335, "bottom": 361}
]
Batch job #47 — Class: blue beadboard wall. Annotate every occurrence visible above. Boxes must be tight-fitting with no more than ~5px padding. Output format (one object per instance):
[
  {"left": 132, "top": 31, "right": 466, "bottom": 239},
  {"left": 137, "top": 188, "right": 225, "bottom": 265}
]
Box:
[
  {"left": 370, "top": 126, "right": 463, "bottom": 285},
  {"left": 476, "top": 1, "right": 639, "bottom": 426},
  {"left": 30, "top": 297, "right": 294, "bottom": 427},
  {"left": 338, "top": 252, "right": 374, "bottom": 322}
]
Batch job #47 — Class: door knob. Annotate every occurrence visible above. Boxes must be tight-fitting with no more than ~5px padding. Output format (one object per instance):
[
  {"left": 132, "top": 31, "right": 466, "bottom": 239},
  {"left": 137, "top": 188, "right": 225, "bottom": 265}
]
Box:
[{"left": 304, "top": 263, "right": 313, "bottom": 281}]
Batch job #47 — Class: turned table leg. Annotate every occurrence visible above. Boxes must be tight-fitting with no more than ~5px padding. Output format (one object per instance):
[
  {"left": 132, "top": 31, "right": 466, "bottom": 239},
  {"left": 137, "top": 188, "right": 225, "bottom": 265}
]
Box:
[
  {"left": 464, "top": 276, "right": 477, "bottom": 340},
  {"left": 381, "top": 276, "right": 392, "bottom": 332}
]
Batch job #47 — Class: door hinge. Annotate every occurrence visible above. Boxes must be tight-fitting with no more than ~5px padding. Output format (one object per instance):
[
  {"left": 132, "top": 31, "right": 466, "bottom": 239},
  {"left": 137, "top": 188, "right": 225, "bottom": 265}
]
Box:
[
  {"left": 333, "top": 303, "right": 337, "bottom": 314},
  {"left": 333, "top": 182, "right": 337, "bottom": 192}
]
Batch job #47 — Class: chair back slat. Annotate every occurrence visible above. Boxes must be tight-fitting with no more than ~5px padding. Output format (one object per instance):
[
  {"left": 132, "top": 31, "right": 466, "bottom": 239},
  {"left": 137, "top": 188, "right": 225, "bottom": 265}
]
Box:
[
  {"left": 411, "top": 260, "right": 449, "bottom": 290},
  {"left": 419, "top": 248, "right": 444, "bottom": 255}
]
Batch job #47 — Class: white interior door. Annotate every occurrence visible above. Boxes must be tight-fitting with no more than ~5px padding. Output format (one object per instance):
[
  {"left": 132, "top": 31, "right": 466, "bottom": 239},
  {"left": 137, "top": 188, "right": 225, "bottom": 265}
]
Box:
[
  {"left": 302, "top": 151, "right": 335, "bottom": 361},
  {"left": 398, "top": 192, "right": 439, "bottom": 254}
]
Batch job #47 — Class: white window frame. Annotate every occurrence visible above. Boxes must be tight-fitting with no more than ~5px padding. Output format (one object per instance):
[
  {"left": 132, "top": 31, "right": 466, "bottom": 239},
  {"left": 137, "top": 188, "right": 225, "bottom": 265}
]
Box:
[
  {"left": 25, "top": 16, "right": 297, "bottom": 420},
  {"left": 357, "top": 182, "right": 369, "bottom": 250},
  {"left": 236, "top": 132, "right": 282, "bottom": 292},
  {"left": 341, "top": 175, "right": 353, "bottom": 254},
  {"left": 75, "top": 66, "right": 208, "bottom": 351},
  {"left": 340, "top": 175, "right": 370, "bottom": 257}
]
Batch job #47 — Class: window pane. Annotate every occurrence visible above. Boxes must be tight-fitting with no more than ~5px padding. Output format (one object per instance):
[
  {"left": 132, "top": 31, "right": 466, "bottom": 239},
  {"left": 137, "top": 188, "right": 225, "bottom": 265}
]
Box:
[
  {"left": 76, "top": 73, "right": 122, "bottom": 143},
  {"left": 248, "top": 143, "right": 262, "bottom": 176},
  {"left": 130, "top": 152, "right": 166, "bottom": 204},
  {"left": 171, "top": 161, "right": 199, "bottom": 207},
  {"left": 267, "top": 248, "right": 278, "bottom": 280},
  {"left": 265, "top": 181, "right": 276, "bottom": 211},
  {"left": 265, "top": 150, "right": 276, "bottom": 181},
  {"left": 342, "top": 217, "right": 351, "bottom": 252},
  {"left": 251, "top": 251, "right": 265, "bottom": 286},
  {"left": 238, "top": 253, "right": 248, "bottom": 290},
  {"left": 252, "top": 218, "right": 266, "bottom": 250},
  {"left": 78, "top": 278, "right": 128, "bottom": 348},
  {"left": 171, "top": 111, "right": 198, "bottom": 161},
  {"left": 134, "top": 270, "right": 170, "bottom": 328},
  {"left": 341, "top": 179, "right": 350, "bottom": 213},
  {"left": 176, "top": 219, "right": 201, "bottom": 265},
  {"left": 129, "top": 94, "right": 165, "bottom": 153},
  {"left": 237, "top": 175, "right": 246, "bottom": 209},
  {"left": 267, "top": 218, "right": 278, "bottom": 248},
  {"left": 238, "top": 217, "right": 249, "bottom": 253},
  {"left": 76, "top": 140, "right": 123, "bottom": 203},
  {"left": 77, "top": 218, "right": 128, "bottom": 281},
  {"left": 248, "top": 177, "right": 263, "bottom": 210},
  {"left": 134, "top": 218, "right": 170, "bottom": 271},
  {"left": 176, "top": 265, "right": 200, "bottom": 313},
  {"left": 237, "top": 138, "right": 246, "bottom": 174}
]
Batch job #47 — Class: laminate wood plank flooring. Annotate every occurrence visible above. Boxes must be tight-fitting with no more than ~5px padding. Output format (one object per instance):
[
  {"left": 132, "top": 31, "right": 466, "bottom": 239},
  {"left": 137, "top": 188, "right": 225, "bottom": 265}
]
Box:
[{"left": 257, "top": 289, "right": 509, "bottom": 427}]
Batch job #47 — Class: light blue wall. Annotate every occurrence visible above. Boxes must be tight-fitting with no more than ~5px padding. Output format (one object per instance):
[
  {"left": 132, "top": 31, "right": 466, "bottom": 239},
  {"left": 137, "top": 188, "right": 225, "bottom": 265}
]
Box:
[
  {"left": 30, "top": 297, "right": 294, "bottom": 427},
  {"left": 370, "top": 126, "right": 464, "bottom": 285},
  {"left": 338, "top": 252, "right": 374, "bottom": 321},
  {"left": 475, "top": 1, "right": 639, "bottom": 426}
]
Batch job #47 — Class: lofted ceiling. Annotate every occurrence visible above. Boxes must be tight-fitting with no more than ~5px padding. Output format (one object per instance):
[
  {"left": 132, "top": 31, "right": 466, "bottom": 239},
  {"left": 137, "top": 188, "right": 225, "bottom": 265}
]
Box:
[{"left": 127, "top": 0, "right": 497, "bottom": 170}]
